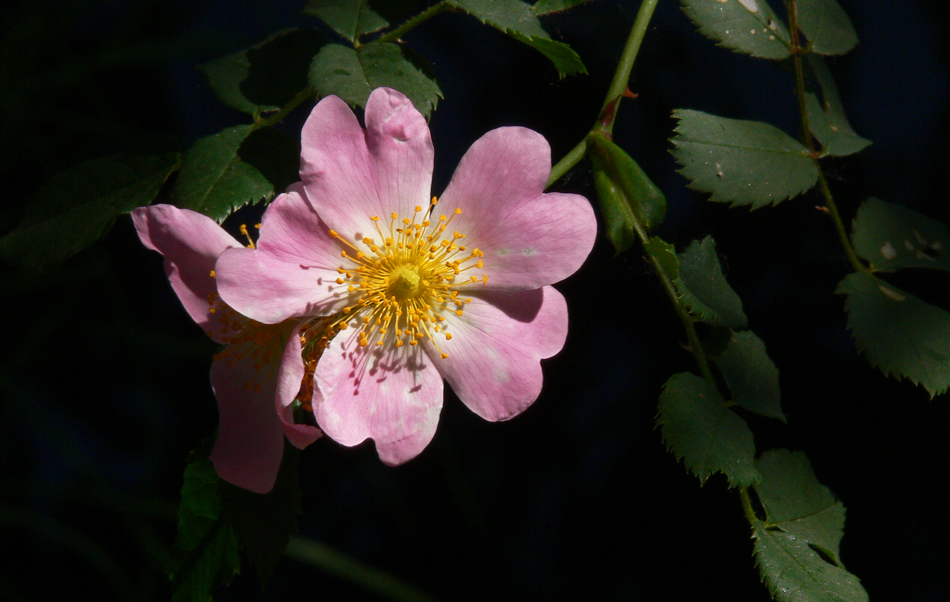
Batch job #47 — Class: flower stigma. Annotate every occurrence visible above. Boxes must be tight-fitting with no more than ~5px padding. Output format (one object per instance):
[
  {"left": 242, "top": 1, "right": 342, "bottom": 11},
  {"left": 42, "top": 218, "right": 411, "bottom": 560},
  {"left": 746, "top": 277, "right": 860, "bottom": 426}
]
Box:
[{"left": 325, "top": 197, "right": 488, "bottom": 359}]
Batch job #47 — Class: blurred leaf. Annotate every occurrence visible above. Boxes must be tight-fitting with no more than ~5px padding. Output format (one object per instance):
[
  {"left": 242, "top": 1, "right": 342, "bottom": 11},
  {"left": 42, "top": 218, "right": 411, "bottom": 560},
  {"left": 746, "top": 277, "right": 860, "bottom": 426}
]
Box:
[
  {"left": 447, "top": 0, "right": 586, "bottom": 77},
  {"left": 302, "top": 0, "right": 388, "bottom": 42},
  {"left": 679, "top": 236, "right": 748, "bottom": 328},
  {"left": 201, "top": 28, "right": 326, "bottom": 117},
  {"left": 851, "top": 197, "right": 950, "bottom": 273},
  {"left": 0, "top": 152, "right": 180, "bottom": 272},
  {"left": 713, "top": 330, "right": 785, "bottom": 422},
  {"left": 752, "top": 449, "right": 867, "bottom": 602},
  {"left": 657, "top": 372, "right": 760, "bottom": 487},
  {"left": 532, "top": 0, "right": 595, "bottom": 14},
  {"left": 680, "top": 0, "right": 792, "bottom": 59},
  {"left": 222, "top": 445, "right": 302, "bottom": 583},
  {"left": 170, "top": 126, "right": 298, "bottom": 223},
  {"left": 588, "top": 132, "right": 666, "bottom": 252},
  {"left": 805, "top": 55, "right": 870, "bottom": 156},
  {"left": 170, "top": 448, "right": 240, "bottom": 602},
  {"left": 671, "top": 109, "right": 819, "bottom": 208},
  {"left": 309, "top": 42, "right": 442, "bottom": 117},
  {"left": 795, "top": 0, "right": 858, "bottom": 55},
  {"left": 839, "top": 271, "right": 950, "bottom": 396}
]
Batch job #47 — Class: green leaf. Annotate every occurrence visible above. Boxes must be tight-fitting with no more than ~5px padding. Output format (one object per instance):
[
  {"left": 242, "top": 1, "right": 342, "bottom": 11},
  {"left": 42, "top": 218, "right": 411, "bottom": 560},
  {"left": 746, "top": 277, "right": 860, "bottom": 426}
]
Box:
[
  {"left": 851, "top": 197, "right": 950, "bottom": 273},
  {"left": 222, "top": 444, "right": 303, "bottom": 583},
  {"left": 680, "top": 0, "right": 792, "bottom": 59},
  {"left": 170, "top": 126, "right": 298, "bottom": 223},
  {"left": 713, "top": 330, "right": 785, "bottom": 422},
  {"left": 302, "top": 0, "right": 388, "bottom": 42},
  {"left": 201, "top": 28, "right": 326, "bottom": 117},
  {"left": 0, "top": 152, "right": 180, "bottom": 272},
  {"left": 752, "top": 449, "right": 867, "bottom": 602},
  {"left": 170, "top": 448, "right": 240, "bottom": 602},
  {"left": 677, "top": 236, "right": 748, "bottom": 328},
  {"left": 671, "top": 109, "right": 819, "bottom": 208},
  {"left": 656, "top": 372, "right": 760, "bottom": 487},
  {"left": 588, "top": 132, "right": 666, "bottom": 252},
  {"left": 447, "top": 0, "right": 586, "bottom": 77},
  {"left": 795, "top": 0, "right": 858, "bottom": 55},
  {"left": 532, "top": 0, "right": 595, "bottom": 15},
  {"left": 804, "top": 55, "right": 870, "bottom": 157},
  {"left": 309, "top": 42, "right": 442, "bottom": 117},
  {"left": 839, "top": 271, "right": 950, "bottom": 396}
]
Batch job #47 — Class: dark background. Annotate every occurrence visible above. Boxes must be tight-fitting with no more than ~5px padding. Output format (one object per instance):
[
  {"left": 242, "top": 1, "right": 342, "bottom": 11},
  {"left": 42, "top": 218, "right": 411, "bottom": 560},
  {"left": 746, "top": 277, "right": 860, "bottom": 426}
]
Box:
[{"left": 2, "top": 0, "right": 948, "bottom": 600}]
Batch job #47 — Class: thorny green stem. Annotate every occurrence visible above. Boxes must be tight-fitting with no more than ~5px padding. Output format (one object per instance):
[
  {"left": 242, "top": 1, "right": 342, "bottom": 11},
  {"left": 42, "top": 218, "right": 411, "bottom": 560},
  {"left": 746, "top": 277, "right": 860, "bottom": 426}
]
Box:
[
  {"left": 376, "top": 2, "right": 450, "bottom": 45},
  {"left": 546, "top": 0, "right": 660, "bottom": 187},
  {"left": 254, "top": 88, "right": 314, "bottom": 129},
  {"left": 598, "top": 0, "right": 660, "bottom": 135},
  {"left": 739, "top": 487, "right": 760, "bottom": 526},
  {"left": 786, "top": 0, "right": 868, "bottom": 274}
]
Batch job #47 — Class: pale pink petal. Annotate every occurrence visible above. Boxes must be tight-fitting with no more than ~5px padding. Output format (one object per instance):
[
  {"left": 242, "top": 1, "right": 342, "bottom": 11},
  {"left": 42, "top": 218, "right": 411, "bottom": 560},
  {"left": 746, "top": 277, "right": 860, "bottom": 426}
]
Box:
[
  {"left": 436, "top": 127, "right": 597, "bottom": 290},
  {"left": 276, "top": 321, "right": 323, "bottom": 449},
  {"left": 208, "top": 338, "right": 286, "bottom": 494},
  {"left": 426, "top": 287, "right": 568, "bottom": 422},
  {"left": 131, "top": 204, "right": 241, "bottom": 343},
  {"left": 215, "top": 185, "right": 349, "bottom": 324},
  {"left": 299, "top": 88, "right": 433, "bottom": 240},
  {"left": 314, "top": 326, "right": 443, "bottom": 465}
]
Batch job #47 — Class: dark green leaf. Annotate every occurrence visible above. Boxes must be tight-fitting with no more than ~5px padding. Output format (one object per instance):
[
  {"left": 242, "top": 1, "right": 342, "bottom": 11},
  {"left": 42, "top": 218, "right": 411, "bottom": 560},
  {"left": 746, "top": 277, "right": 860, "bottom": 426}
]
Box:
[
  {"left": 805, "top": 55, "right": 870, "bottom": 157},
  {"left": 678, "top": 237, "right": 748, "bottom": 328},
  {"left": 713, "top": 330, "right": 785, "bottom": 422},
  {"left": 309, "top": 42, "right": 442, "bottom": 117},
  {"left": 222, "top": 444, "right": 303, "bottom": 583},
  {"left": 657, "top": 372, "right": 760, "bottom": 487},
  {"left": 839, "top": 272, "right": 950, "bottom": 396},
  {"left": 170, "top": 448, "right": 240, "bottom": 602},
  {"left": 447, "top": 0, "right": 586, "bottom": 77},
  {"left": 795, "top": 0, "right": 858, "bottom": 55},
  {"left": 302, "top": 0, "right": 388, "bottom": 42},
  {"left": 532, "top": 0, "right": 595, "bottom": 15},
  {"left": 170, "top": 126, "right": 298, "bottom": 223},
  {"left": 0, "top": 152, "right": 180, "bottom": 272},
  {"left": 671, "top": 109, "right": 819, "bottom": 208},
  {"left": 588, "top": 132, "right": 666, "bottom": 252},
  {"left": 752, "top": 449, "right": 867, "bottom": 602},
  {"left": 851, "top": 197, "right": 950, "bottom": 273},
  {"left": 201, "top": 28, "right": 325, "bottom": 117},
  {"left": 680, "top": 0, "right": 792, "bottom": 59}
]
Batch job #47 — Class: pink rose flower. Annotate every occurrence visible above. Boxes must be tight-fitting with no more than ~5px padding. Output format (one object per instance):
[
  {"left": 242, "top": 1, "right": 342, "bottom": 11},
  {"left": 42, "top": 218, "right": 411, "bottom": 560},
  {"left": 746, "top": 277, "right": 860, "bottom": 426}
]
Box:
[
  {"left": 214, "top": 87, "right": 597, "bottom": 465},
  {"left": 132, "top": 205, "right": 321, "bottom": 493}
]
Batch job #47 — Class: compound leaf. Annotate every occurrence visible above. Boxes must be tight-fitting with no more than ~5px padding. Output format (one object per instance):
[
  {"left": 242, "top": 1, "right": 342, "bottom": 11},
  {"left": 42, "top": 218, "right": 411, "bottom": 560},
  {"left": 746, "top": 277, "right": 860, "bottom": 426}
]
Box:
[
  {"left": 657, "top": 372, "right": 760, "bottom": 487},
  {"left": 839, "top": 271, "right": 950, "bottom": 396},
  {"left": 671, "top": 109, "right": 819, "bottom": 208},
  {"left": 680, "top": 0, "right": 792, "bottom": 59},
  {"left": 804, "top": 55, "right": 870, "bottom": 157},
  {"left": 795, "top": 0, "right": 858, "bottom": 55},
  {"left": 851, "top": 197, "right": 950, "bottom": 273},
  {"left": 309, "top": 42, "right": 441, "bottom": 117}
]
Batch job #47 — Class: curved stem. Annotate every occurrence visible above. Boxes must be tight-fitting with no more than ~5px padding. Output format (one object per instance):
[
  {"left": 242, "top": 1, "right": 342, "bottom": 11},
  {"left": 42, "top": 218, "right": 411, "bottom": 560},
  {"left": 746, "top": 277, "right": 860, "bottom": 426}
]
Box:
[
  {"left": 254, "top": 88, "right": 314, "bottom": 129},
  {"left": 547, "top": 139, "right": 587, "bottom": 188},
  {"left": 598, "top": 0, "right": 660, "bottom": 135},
  {"left": 738, "top": 487, "right": 759, "bottom": 526},
  {"left": 376, "top": 2, "right": 449, "bottom": 45},
  {"left": 786, "top": 0, "right": 867, "bottom": 274}
]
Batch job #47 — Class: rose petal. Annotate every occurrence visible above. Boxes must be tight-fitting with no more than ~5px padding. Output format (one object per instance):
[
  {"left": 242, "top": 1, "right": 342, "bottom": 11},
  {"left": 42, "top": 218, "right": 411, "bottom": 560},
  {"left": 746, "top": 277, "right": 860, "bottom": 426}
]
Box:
[
  {"left": 208, "top": 331, "right": 288, "bottom": 494},
  {"left": 436, "top": 127, "right": 596, "bottom": 290},
  {"left": 314, "top": 326, "right": 443, "bottom": 465},
  {"left": 426, "top": 287, "right": 568, "bottom": 422},
  {"left": 300, "top": 88, "right": 434, "bottom": 240},
  {"left": 131, "top": 204, "right": 241, "bottom": 343},
  {"left": 277, "top": 321, "right": 323, "bottom": 449},
  {"left": 215, "top": 185, "right": 349, "bottom": 324}
]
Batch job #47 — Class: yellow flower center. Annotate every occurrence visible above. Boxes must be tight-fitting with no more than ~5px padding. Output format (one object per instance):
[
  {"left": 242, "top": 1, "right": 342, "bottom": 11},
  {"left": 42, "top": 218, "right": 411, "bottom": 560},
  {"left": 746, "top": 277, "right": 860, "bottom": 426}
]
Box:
[{"left": 321, "top": 197, "right": 487, "bottom": 359}]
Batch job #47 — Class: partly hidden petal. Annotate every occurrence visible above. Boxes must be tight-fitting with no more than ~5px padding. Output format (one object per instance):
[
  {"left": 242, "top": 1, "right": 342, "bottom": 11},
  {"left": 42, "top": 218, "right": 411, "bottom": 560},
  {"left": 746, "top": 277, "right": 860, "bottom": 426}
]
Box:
[
  {"left": 131, "top": 204, "right": 242, "bottom": 343},
  {"left": 277, "top": 321, "right": 323, "bottom": 449}
]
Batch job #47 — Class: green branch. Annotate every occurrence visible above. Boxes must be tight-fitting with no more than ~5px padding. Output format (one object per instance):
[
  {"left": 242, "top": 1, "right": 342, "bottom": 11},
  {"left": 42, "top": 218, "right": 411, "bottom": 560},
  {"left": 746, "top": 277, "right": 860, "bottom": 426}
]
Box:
[{"left": 376, "top": 2, "right": 450, "bottom": 45}]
